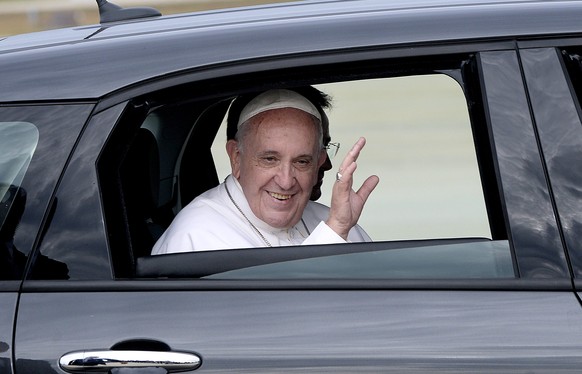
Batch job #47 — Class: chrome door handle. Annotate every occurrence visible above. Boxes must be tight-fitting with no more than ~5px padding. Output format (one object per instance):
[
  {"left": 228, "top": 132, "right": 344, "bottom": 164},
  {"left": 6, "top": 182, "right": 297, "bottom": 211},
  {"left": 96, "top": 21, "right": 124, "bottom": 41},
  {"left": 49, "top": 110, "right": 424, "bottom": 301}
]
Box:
[{"left": 59, "top": 349, "right": 201, "bottom": 373}]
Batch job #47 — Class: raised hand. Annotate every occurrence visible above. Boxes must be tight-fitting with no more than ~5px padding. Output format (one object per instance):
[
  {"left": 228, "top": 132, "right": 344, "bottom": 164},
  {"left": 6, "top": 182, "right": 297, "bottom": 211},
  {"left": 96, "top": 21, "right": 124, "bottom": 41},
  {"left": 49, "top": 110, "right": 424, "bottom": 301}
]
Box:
[{"left": 325, "top": 137, "right": 379, "bottom": 240}]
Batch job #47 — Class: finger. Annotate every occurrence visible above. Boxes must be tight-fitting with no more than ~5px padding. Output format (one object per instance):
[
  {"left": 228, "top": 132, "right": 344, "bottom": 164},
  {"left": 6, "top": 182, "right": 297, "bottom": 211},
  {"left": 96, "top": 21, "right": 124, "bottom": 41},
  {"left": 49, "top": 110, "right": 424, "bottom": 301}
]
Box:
[
  {"left": 339, "top": 137, "right": 366, "bottom": 172},
  {"left": 350, "top": 136, "right": 366, "bottom": 155},
  {"left": 356, "top": 175, "right": 379, "bottom": 203},
  {"left": 335, "top": 161, "right": 357, "bottom": 186},
  {"left": 346, "top": 137, "right": 366, "bottom": 164}
]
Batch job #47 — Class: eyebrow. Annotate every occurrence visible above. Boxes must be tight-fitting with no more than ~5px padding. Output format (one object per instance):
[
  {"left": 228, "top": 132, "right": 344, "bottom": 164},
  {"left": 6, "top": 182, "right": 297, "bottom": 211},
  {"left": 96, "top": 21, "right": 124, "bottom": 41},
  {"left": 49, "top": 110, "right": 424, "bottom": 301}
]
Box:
[
  {"left": 257, "top": 150, "right": 314, "bottom": 160},
  {"left": 256, "top": 150, "right": 279, "bottom": 157}
]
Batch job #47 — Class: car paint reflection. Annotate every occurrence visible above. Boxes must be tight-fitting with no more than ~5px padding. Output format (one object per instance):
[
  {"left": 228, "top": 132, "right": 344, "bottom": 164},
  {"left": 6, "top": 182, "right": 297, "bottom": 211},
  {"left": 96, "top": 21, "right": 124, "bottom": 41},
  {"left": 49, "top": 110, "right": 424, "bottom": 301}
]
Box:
[{"left": 480, "top": 50, "right": 569, "bottom": 278}]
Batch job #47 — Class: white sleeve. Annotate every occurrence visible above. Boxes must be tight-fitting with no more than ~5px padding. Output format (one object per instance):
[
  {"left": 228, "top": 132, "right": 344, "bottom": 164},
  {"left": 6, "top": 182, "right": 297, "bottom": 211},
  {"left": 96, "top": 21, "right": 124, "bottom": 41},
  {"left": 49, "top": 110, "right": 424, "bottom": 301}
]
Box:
[
  {"left": 302, "top": 222, "right": 372, "bottom": 246},
  {"left": 349, "top": 224, "right": 372, "bottom": 242},
  {"left": 302, "top": 221, "right": 347, "bottom": 245}
]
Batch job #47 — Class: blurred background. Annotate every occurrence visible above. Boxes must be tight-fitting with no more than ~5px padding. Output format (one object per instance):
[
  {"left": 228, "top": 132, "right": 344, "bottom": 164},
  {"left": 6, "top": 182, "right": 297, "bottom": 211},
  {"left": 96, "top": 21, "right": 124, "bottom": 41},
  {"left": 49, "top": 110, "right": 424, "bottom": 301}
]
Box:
[{"left": 0, "top": 0, "right": 287, "bottom": 36}]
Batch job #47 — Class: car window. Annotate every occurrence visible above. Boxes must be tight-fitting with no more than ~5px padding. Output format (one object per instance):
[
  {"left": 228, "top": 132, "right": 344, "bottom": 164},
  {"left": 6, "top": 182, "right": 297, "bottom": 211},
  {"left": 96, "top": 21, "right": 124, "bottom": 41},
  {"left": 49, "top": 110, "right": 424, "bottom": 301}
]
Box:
[
  {"left": 535, "top": 47, "right": 582, "bottom": 280},
  {"left": 0, "top": 104, "right": 96, "bottom": 281},
  {"left": 203, "top": 240, "right": 514, "bottom": 279},
  {"left": 132, "top": 72, "right": 515, "bottom": 280},
  {"left": 0, "top": 122, "right": 38, "bottom": 280},
  {"left": 212, "top": 75, "right": 490, "bottom": 241},
  {"left": 0, "top": 122, "right": 38, "bottom": 229},
  {"left": 137, "top": 238, "right": 515, "bottom": 279}
]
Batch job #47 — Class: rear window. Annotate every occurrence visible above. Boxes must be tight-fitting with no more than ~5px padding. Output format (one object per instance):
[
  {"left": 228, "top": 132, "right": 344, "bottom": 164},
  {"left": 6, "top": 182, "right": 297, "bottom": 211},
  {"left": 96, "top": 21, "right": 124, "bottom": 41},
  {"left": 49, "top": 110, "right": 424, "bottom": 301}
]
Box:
[{"left": 0, "top": 122, "right": 38, "bottom": 233}]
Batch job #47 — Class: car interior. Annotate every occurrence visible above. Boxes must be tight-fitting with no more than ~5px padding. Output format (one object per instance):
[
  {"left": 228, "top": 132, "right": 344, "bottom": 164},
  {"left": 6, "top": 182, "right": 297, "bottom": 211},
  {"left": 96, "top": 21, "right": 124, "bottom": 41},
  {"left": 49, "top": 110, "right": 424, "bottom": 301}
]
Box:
[{"left": 115, "top": 98, "right": 233, "bottom": 265}]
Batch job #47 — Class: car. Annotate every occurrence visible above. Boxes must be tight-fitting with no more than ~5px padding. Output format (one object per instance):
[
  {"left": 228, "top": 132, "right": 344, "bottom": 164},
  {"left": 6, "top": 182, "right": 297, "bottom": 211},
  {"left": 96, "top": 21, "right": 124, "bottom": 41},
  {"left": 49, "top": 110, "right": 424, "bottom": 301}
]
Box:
[{"left": 4, "top": 0, "right": 582, "bottom": 372}]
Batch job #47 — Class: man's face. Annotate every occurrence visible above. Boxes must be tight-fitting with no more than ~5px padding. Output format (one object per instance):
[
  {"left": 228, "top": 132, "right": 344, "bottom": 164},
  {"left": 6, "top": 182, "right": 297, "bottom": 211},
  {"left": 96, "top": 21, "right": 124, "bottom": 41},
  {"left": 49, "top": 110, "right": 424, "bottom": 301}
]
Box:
[{"left": 228, "top": 108, "right": 326, "bottom": 229}]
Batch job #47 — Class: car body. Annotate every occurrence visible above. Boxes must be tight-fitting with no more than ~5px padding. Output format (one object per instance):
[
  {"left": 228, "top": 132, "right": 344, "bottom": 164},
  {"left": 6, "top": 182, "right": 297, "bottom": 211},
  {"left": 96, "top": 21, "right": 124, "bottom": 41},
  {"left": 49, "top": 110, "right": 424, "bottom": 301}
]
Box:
[{"left": 4, "top": 0, "right": 582, "bottom": 372}]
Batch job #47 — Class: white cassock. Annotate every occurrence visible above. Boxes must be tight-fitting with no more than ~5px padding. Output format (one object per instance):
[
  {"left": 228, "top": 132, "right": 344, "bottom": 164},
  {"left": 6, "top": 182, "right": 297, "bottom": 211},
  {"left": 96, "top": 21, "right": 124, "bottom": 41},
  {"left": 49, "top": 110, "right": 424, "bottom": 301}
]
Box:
[{"left": 151, "top": 174, "right": 371, "bottom": 254}]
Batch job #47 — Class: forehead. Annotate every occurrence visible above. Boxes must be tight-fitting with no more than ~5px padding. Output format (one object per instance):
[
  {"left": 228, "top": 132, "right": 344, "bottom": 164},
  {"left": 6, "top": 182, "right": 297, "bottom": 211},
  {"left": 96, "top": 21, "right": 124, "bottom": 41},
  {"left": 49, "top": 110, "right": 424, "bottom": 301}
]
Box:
[{"left": 247, "top": 108, "right": 320, "bottom": 147}]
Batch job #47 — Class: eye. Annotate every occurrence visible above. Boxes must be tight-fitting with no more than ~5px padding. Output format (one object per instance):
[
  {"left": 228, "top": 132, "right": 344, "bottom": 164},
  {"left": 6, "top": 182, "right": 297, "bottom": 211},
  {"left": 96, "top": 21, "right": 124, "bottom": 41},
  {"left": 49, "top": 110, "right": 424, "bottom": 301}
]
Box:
[
  {"left": 294, "top": 158, "right": 312, "bottom": 170},
  {"left": 258, "top": 155, "right": 279, "bottom": 166}
]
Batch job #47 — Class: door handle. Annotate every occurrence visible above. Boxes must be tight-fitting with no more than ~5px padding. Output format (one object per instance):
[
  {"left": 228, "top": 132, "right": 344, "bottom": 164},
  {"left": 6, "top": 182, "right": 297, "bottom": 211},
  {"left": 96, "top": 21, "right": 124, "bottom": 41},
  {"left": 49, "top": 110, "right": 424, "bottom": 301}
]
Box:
[{"left": 59, "top": 349, "right": 202, "bottom": 372}]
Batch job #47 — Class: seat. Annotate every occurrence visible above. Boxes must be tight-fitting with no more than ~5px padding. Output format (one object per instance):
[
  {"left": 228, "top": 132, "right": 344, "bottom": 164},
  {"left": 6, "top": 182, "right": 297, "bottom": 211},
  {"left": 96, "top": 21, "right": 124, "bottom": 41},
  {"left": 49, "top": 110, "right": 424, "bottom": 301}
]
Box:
[
  {"left": 177, "top": 100, "right": 231, "bottom": 208},
  {"left": 123, "top": 99, "right": 230, "bottom": 262},
  {"left": 120, "top": 128, "right": 165, "bottom": 260}
]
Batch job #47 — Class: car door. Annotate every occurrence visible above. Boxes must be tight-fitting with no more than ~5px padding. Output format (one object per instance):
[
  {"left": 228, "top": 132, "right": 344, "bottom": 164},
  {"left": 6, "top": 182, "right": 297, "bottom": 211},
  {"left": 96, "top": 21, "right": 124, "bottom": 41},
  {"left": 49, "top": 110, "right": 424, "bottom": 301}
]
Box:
[{"left": 13, "top": 49, "right": 582, "bottom": 374}]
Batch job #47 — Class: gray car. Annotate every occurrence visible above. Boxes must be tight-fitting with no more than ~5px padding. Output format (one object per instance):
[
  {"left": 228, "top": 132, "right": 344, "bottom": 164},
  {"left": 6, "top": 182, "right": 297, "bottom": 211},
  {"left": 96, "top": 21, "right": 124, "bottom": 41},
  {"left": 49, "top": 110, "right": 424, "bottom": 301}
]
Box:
[{"left": 3, "top": 0, "right": 582, "bottom": 372}]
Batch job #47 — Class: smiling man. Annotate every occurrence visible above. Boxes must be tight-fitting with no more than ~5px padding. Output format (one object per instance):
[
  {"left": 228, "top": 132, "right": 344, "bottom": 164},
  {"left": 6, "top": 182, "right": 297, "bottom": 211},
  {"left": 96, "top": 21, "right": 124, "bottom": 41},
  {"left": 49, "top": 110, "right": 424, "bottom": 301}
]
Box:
[{"left": 152, "top": 89, "right": 378, "bottom": 253}]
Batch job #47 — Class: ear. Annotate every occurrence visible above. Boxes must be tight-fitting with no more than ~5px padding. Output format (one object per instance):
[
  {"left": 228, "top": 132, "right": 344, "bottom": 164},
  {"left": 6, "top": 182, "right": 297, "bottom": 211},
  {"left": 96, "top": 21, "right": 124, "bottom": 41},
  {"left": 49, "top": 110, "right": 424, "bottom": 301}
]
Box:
[{"left": 226, "top": 139, "right": 241, "bottom": 178}]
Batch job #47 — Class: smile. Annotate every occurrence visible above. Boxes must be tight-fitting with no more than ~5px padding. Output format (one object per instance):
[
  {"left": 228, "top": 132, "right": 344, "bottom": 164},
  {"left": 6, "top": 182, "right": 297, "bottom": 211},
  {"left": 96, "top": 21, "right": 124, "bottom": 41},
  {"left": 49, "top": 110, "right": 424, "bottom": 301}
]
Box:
[{"left": 269, "top": 192, "right": 292, "bottom": 200}]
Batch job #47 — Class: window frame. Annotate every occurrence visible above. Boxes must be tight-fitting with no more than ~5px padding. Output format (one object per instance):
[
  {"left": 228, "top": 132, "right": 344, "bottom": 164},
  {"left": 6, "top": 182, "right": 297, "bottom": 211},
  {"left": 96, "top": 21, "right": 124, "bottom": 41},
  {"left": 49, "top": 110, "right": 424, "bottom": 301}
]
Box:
[{"left": 96, "top": 51, "right": 524, "bottom": 284}]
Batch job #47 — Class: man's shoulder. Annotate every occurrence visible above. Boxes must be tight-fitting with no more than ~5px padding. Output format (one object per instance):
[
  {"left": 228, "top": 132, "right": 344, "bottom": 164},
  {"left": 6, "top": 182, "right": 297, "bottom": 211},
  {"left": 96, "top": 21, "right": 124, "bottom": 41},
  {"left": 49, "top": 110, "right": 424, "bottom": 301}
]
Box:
[
  {"left": 304, "top": 200, "right": 330, "bottom": 222},
  {"left": 306, "top": 200, "right": 330, "bottom": 212},
  {"left": 180, "top": 183, "right": 226, "bottom": 211}
]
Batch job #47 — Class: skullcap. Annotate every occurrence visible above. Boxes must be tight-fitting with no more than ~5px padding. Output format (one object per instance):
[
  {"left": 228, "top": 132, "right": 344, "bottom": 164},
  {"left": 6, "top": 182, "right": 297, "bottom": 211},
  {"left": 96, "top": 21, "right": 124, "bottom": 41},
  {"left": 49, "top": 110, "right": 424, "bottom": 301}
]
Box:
[{"left": 237, "top": 89, "right": 321, "bottom": 128}]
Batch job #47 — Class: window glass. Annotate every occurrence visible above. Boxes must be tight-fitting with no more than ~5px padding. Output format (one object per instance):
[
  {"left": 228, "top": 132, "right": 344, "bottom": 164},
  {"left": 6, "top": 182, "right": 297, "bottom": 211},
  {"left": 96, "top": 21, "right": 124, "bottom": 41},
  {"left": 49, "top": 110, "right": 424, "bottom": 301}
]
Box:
[
  {"left": 555, "top": 48, "right": 582, "bottom": 279},
  {"left": 0, "top": 122, "right": 39, "bottom": 228},
  {"left": 0, "top": 122, "right": 39, "bottom": 280},
  {"left": 203, "top": 240, "right": 514, "bottom": 279},
  {"left": 212, "top": 75, "right": 490, "bottom": 241},
  {"left": 0, "top": 122, "right": 38, "bottom": 193}
]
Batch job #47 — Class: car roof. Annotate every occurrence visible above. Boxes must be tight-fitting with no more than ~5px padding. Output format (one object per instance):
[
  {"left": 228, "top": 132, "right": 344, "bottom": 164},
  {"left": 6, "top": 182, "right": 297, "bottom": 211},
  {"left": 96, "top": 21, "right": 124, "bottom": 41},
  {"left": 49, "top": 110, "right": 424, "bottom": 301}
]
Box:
[{"left": 2, "top": 0, "right": 582, "bottom": 102}]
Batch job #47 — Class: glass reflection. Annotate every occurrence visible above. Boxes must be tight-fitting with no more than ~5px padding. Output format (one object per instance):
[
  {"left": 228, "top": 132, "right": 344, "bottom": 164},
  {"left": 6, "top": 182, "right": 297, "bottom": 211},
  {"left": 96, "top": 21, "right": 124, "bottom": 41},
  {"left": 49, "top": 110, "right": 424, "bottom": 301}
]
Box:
[
  {"left": 522, "top": 48, "right": 582, "bottom": 279},
  {"left": 0, "top": 106, "right": 90, "bottom": 280},
  {"left": 480, "top": 50, "right": 568, "bottom": 278},
  {"left": 32, "top": 103, "right": 127, "bottom": 280}
]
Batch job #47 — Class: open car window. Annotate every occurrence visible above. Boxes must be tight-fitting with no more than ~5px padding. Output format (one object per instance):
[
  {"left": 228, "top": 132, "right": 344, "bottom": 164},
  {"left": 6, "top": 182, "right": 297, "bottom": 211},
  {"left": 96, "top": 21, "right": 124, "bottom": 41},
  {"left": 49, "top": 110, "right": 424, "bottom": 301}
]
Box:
[
  {"left": 212, "top": 75, "right": 490, "bottom": 242},
  {"left": 121, "top": 69, "right": 516, "bottom": 280}
]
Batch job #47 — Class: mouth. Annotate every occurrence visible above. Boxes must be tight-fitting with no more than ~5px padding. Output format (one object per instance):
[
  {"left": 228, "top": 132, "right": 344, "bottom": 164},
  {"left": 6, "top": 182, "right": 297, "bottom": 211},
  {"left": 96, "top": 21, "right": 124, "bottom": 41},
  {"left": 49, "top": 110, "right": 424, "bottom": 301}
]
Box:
[{"left": 269, "top": 192, "right": 292, "bottom": 201}]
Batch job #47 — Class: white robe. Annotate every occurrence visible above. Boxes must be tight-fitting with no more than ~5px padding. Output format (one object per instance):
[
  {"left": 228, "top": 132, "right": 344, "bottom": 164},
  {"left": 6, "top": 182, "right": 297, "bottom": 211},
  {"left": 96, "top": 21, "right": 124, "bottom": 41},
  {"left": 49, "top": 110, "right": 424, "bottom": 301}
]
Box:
[{"left": 152, "top": 175, "right": 371, "bottom": 254}]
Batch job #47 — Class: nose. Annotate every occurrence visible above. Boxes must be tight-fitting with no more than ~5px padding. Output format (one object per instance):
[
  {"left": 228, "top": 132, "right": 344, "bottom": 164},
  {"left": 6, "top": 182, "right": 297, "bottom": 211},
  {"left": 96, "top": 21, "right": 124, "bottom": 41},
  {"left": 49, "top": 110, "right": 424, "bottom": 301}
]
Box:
[{"left": 274, "top": 162, "right": 296, "bottom": 190}]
